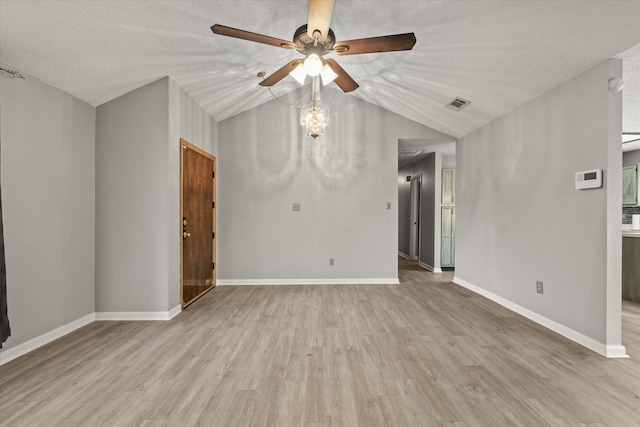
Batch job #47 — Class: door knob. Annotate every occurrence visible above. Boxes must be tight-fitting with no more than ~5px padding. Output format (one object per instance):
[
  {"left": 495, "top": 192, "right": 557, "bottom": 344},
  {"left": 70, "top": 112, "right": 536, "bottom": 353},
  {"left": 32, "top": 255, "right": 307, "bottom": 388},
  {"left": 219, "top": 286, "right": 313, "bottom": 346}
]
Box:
[{"left": 183, "top": 232, "right": 191, "bottom": 239}]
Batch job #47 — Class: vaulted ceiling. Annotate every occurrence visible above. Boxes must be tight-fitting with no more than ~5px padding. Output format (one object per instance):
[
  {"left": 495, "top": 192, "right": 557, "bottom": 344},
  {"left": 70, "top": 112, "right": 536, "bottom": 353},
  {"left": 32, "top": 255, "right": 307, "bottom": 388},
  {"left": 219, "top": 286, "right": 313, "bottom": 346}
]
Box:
[{"left": 2, "top": 1, "right": 640, "bottom": 142}]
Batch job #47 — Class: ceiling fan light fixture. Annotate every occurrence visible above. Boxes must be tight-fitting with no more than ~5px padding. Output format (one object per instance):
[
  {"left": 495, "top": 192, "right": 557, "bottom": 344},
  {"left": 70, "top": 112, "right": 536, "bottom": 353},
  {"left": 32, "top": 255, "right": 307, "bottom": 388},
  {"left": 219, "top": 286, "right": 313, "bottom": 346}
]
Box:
[
  {"left": 320, "top": 63, "right": 338, "bottom": 86},
  {"left": 212, "top": 3, "right": 416, "bottom": 97},
  {"left": 303, "top": 53, "right": 323, "bottom": 77},
  {"left": 289, "top": 62, "right": 307, "bottom": 85}
]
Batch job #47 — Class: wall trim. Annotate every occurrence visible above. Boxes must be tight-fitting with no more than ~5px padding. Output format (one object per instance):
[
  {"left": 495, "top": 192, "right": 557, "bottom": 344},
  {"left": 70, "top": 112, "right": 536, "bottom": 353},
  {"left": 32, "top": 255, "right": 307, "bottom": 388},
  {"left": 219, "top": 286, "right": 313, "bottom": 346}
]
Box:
[
  {"left": 398, "top": 252, "right": 410, "bottom": 260},
  {"left": 0, "top": 313, "right": 96, "bottom": 366},
  {"left": 168, "top": 305, "right": 182, "bottom": 319},
  {"left": 419, "top": 261, "right": 442, "bottom": 273},
  {"left": 0, "top": 306, "right": 183, "bottom": 366},
  {"left": 605, "top": 345, "right": 629, "bottom": 358},
  {"left": 95, "top": 305, "right": 182, "bottom": 321},
  {"left": 452, "top": 276, "right": 629, "bottom": 359},
  {"left": 217, "top": 278, "right": 400, "bottom": 285}
]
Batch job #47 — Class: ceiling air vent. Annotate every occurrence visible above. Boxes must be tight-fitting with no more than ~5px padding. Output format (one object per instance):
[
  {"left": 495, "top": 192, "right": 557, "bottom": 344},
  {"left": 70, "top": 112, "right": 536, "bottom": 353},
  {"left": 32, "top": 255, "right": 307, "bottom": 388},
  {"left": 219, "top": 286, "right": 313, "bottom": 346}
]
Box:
[{"left": 446, "top": 97, "right": 470, "bottom": 111}]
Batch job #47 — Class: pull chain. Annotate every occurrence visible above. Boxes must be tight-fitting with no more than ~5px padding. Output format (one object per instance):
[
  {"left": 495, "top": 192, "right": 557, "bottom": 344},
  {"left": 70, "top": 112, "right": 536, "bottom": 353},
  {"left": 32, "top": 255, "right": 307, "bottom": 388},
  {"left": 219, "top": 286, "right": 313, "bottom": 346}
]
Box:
[{"left": 258, "top": 71, "right": 311, "bottom": 107}]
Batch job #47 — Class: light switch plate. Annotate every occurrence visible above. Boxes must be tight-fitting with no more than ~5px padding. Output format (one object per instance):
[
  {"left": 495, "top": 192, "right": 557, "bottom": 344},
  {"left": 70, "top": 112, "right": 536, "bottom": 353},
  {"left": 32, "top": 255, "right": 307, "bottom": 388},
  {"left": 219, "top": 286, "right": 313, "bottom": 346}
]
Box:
[{"left": 292, "top": 203, "right": 301, "bottom": 212}]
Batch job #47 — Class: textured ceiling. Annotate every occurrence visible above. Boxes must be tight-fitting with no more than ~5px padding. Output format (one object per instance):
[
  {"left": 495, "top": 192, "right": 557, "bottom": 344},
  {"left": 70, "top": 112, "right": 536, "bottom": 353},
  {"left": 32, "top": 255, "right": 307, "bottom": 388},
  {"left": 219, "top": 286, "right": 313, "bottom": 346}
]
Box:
[{"left": 2, "top": 0, "right": 640, "bottom": 141}]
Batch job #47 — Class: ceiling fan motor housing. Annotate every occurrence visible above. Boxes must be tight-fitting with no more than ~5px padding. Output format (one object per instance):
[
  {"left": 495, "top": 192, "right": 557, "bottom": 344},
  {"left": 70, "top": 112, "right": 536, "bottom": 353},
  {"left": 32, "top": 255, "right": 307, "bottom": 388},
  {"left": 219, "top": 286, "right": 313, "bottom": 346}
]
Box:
[{"left": 293, "top": 24, "right": 335, "bottom": 55}]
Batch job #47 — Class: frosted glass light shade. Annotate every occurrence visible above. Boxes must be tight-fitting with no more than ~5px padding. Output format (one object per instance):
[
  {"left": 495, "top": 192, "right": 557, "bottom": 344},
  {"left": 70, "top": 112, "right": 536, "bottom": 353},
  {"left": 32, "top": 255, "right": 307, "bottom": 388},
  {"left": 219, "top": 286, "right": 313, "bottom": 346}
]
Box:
[
  {"left": 289, "top": 63, "right": 307, "bottom": 85},
  {"left": 303, "top": 54, "right": 323, "bottom": 77},
  {"left": 320, "top": 63, "right": 338, "bottom": 86}
]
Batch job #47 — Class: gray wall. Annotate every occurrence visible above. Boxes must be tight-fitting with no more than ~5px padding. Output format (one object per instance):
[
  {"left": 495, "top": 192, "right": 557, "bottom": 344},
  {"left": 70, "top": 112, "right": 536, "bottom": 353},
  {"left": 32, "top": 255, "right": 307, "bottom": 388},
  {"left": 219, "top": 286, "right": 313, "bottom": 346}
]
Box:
[
  {"left": 623, "top": 149, "right": 640, "bottom": 166},
  {"left": 96, "top": 78, "right": 170, "bottom": 312},
  {"left": 455, "top": 59, "right": 623, "bottom": 349},
  {"left": 443, "top": 155, "right": 456, "bottom": 169},
  {"left": 218, "top": 88, "right": 439, "bottom": 282},
  {"left": 422, "top": 154, "right": 439, "bottom": 270},
  {"left": 96, "top": 77, "right": 217, "bottom": 312},
  {"left": 0, "top": 66, "right": 95, "bottom": 350}
]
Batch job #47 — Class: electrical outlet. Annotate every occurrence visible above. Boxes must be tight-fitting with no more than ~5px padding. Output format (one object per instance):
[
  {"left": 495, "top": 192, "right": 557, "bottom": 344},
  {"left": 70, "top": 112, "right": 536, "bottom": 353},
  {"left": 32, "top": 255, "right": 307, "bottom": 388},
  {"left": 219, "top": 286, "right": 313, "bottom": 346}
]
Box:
[
  {"left": 329, "top": 258, "right": 334, "bottom": 266},
  {"left": 292, "top": 203, "right": 301, "bottom": 212},
  {"left": 536, "top": 281, "right": 544, "bottom": 294}
]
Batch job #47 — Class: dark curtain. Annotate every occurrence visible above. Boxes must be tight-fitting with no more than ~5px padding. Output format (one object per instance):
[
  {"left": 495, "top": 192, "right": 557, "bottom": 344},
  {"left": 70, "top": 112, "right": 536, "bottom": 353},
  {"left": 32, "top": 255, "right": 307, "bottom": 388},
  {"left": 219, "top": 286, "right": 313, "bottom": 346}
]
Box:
[{"left": 0, "top": 136, "right": 10, "bottom": 347}]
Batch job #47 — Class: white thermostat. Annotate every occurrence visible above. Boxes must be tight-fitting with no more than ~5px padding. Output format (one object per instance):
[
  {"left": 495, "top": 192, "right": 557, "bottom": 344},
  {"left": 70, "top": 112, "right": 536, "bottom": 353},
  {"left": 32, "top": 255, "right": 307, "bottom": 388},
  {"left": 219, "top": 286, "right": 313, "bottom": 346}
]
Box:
[{"left": 575, "top": 169, "right": 602, "bottom": 190}]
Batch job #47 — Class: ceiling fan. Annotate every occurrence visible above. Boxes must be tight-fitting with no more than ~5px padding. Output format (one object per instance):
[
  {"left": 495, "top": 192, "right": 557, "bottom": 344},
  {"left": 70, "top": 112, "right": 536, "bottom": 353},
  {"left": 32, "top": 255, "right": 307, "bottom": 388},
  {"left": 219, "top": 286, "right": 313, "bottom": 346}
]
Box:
[{"left": 211, "top": 0, "right": 416, "bottom": 93}]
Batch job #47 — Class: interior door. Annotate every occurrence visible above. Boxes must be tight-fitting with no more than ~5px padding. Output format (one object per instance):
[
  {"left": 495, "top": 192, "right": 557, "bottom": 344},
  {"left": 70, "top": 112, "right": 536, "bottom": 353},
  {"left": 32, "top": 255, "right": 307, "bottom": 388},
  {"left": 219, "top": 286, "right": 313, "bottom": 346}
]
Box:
[
  {"left": 180, "top": 139, "right": 216, "bottom": 308},
  {"left": 409, "top": 176, "right": 421, "bottom": 260}
]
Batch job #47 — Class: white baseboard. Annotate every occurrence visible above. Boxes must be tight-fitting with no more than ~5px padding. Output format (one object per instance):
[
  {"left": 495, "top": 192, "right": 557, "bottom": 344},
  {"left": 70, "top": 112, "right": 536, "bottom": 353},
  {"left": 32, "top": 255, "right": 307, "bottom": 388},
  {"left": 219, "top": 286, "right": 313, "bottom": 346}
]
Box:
[
  {"left": 217, "top": 278, "right": 400, "bottom": 285},
  {"left": 418, "top": 261, "right": 442, "bottom": 273},
  {"left": 605, "top": 345, "right": 629, "bottom": 358},
  {"left": 398, "top": 252, "right": 410, "bottom": 259},
  {"left": 0, "top": 306, "right": 183, "bottom": 366},
  {"left": 0, "top": 313, "right": 95, "bottom": 366},
  {"left": 168, "top": 305, "right": 182, "bottom": 319},
  {"left": 95, "top": 305, "right": 182, "bottom": 321},
  {"left": 452, "top": 276, "right": 628, "bottom": 359}
]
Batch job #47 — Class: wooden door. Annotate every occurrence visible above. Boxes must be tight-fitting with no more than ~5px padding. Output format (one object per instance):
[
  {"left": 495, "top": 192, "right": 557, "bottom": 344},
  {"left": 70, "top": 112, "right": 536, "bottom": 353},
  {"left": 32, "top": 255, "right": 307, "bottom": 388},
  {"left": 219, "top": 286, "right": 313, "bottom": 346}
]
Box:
[{"left": 180, "top": 139, "right": 216, "bottom": 308}]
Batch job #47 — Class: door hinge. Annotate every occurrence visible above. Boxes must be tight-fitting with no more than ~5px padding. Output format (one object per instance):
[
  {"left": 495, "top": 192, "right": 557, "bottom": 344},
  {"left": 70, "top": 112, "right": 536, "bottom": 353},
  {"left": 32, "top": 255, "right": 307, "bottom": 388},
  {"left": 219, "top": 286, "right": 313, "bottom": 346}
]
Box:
[
  {"left": 212, "top": 232, "right": 215, "bottom": 239},
  {"left": 212, "top": 262, "right": 215, "bottom": 270},
  {"left": 212, "top": 171, "right": 215, "bottom": 179},
  {"left": 212, "top": 201, "right": 215, "bottom": 209}
]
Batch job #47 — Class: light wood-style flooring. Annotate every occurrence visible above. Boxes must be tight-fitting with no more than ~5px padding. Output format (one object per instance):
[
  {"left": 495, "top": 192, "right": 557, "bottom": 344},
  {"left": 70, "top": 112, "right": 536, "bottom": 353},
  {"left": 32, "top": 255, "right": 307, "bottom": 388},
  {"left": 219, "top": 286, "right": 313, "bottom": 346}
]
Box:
[{"left": 2, "top": 257, "right": 640, "bottom": 426}]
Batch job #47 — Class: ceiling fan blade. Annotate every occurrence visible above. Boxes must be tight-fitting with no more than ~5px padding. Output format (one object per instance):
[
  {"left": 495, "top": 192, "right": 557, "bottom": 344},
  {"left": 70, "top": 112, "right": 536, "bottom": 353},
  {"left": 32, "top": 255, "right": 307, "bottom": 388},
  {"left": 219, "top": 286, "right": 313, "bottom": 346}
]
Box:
[
  {"left": 307, "top": 0, "right": 335, "bottom": 43},
  {"left": 325, "top": 59, "right": 359, "bottom": 93},
  {"left": 211, "top": 24, "right": 296, "bottom": 49},
  {"left": 259, "top": 60, "right": 303, "bottom": 87},
  {"left": 334, "top": 33, "right": 416, "bottom": 55}
]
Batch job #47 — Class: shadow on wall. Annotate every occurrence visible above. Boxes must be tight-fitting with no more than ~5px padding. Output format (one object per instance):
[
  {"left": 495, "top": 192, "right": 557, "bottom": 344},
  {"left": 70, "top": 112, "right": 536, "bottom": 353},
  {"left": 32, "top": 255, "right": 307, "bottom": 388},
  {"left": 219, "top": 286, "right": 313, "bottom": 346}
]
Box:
[
  {"left": 234, "top": 88, "right": 383, "bottom": 195},
  {"left": 309, "top": 99, "right": 374, "bottom": 190}
]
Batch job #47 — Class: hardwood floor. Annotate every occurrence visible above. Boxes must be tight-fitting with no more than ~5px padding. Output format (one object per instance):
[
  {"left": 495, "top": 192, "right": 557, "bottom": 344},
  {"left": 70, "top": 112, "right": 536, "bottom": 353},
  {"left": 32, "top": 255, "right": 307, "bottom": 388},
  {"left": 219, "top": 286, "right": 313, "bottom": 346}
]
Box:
[{"left": 2, "top": 258, "right": 640, "bottom": 426}]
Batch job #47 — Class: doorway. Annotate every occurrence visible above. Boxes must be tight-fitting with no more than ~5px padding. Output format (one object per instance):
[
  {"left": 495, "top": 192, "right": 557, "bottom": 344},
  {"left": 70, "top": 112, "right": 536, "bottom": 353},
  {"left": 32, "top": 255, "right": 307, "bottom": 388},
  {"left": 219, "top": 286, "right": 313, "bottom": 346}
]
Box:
[
  {"left": 409, "top": 175, "right": 421, "bottom": 260},
  {"left": 180, "top": 138, "right": 216, "bottom": 308}
]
